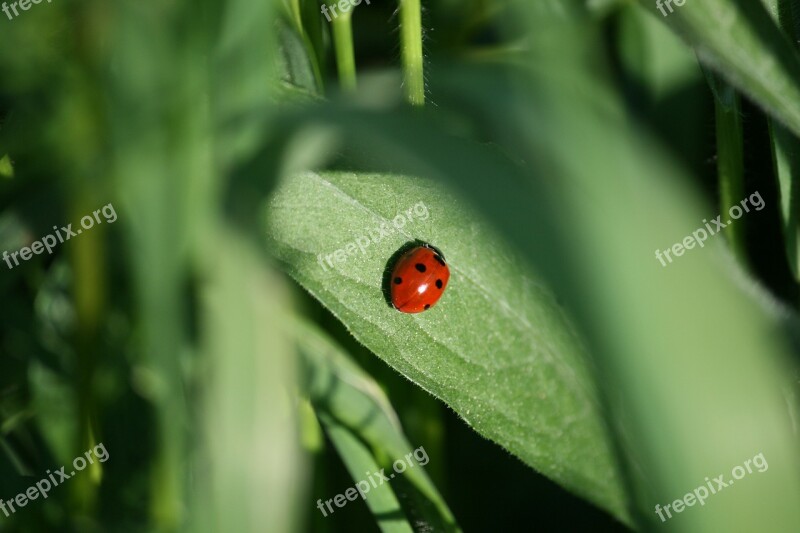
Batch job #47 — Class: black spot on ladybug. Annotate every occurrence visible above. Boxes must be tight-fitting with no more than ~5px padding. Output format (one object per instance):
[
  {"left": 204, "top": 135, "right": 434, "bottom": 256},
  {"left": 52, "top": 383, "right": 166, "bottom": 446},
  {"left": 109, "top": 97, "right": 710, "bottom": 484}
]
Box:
[
  {"left": 424, "top": 304, "right": 430, "bottom": 310},
  {"left": 415, "top": 263, "right": 426, "bottom": 273},
  {"left": 394, "top": 277, "right": 402, "bottom": 284},
  {"left": 433, "top": 255, "right": 446, "bottom": 266},
  {"left": 435, "top": 279, "right": 443, "bottom": 289}
]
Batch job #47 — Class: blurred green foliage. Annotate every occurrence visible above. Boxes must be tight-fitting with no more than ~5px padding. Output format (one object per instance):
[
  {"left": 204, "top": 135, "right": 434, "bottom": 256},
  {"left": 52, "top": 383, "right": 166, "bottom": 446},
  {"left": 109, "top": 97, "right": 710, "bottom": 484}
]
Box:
[{"left": 1, "top": 0, "right": 800, "bottom": 532}]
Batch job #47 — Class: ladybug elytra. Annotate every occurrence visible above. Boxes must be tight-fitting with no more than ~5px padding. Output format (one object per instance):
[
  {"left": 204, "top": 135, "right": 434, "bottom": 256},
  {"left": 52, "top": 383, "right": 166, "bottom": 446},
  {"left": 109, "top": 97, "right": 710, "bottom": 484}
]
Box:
[{"left": 389, "top": 244, "right": 450, "bottom": 313}]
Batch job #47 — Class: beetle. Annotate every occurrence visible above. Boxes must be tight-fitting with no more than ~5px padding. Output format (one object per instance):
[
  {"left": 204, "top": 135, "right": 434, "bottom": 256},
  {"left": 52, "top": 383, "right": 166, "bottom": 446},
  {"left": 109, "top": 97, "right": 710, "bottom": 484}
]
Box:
[{"left": 389, "top": 243, "right": 450, "bottom": 313}]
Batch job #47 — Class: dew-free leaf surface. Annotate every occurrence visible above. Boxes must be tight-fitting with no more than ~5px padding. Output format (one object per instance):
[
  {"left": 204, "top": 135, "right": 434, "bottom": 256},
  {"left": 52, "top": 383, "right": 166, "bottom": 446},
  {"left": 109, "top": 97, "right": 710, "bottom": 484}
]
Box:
[{"left": 266, "top": 170, "right": 630, "bottom": 524}]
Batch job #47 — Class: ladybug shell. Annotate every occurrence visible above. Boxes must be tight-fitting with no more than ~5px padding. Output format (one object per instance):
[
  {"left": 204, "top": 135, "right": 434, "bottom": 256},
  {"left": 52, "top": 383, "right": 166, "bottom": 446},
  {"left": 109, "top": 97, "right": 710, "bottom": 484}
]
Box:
[{"left": 390, "top": 245, "right": 450, "bottom": 313}]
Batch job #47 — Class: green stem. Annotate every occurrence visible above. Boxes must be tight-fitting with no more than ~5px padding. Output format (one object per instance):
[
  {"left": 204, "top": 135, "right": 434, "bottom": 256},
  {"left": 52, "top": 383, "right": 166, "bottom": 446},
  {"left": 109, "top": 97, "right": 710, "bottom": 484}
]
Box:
[
  {"left": 712, "top": 79, "right": 747, "bottom": 264},
  {"left": 331, "top": 14, "right": 357, "bottom": 92},
  {"left": 399, "top": 0, "right": 424, "bottom": 106}
]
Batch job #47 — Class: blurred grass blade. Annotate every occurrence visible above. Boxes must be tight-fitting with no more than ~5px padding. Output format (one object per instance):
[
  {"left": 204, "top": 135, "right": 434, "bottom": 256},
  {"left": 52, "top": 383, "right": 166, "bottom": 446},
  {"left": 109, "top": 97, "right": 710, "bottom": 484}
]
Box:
[
  {"left": 764, "top": 0, "right": 800, "bottom": 284},
  {"left": 192, "top": 230, "right": 306, "bottom": 533},
  {"left": 294, "top": 316, "right": 459, "bottom": 532},
  {"left": 108, "top": 0, "right": 214, "bottom": 524},
  {"left": 266, "top": 170, "right": 629, "bottom": 523},
  {"left": 704, "top": 69, "right": 747, "bottom": 262},
  {"left": 768, "top": 121, "right": 800, "bottom": 282}
]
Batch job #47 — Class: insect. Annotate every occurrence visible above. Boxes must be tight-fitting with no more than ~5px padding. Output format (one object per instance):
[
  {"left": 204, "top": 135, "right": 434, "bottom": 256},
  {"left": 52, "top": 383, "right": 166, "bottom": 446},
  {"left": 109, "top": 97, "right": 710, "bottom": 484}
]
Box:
[{"left": 390, "top": 243, "right": 450, "bottom": 314}]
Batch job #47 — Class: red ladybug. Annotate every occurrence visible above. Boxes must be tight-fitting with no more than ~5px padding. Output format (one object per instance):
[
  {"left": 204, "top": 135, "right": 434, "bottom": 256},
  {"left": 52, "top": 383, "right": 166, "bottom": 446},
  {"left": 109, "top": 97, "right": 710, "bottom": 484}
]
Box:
[{"left": 390, "top": 244, "right": 450, "bottom": 313}]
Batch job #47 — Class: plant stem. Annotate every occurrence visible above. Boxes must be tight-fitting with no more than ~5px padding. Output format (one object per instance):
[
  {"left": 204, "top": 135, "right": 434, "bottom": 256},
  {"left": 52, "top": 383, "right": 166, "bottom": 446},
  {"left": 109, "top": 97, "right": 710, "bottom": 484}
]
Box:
[
  {"left": 399, "top": 0, "right": 424, "bottom": 106},
  {"left": 331, "top": 14, "right": 357, "bottom": 92},
  {"left": 711, "top": 78, "right": 747, "bottom": 264}
]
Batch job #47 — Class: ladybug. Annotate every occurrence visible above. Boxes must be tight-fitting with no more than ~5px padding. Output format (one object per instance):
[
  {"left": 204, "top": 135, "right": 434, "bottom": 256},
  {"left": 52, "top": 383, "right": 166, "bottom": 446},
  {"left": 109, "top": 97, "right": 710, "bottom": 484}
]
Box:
[{"left": 390, "top": 244, "right": 450, "bottom": 313}]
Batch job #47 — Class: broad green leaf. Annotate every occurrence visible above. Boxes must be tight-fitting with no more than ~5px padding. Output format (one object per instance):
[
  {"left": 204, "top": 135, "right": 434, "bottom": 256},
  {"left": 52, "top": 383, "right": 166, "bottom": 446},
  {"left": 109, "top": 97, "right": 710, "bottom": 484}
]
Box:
[
  {"left": 294, "top": 316, "right": 459, "bottom": 532},
  {"left": 265, "top": 170, "right": 630, "bottom": 524},
  {"left": 525, "top": 82, "right": 800, "bottom": 529},
  {"left": 498, "top": 5, "right": 800, "bottom": 527},
  {"left": 637, "top": 0, "right": 800, "bottom": 138}
]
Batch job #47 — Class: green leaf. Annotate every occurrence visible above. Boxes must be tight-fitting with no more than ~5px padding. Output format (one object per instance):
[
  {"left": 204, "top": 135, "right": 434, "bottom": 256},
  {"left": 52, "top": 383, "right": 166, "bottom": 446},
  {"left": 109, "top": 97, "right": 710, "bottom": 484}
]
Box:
[
  {"left": 764, "top": 0, "right": 800, "bottom": 283},
  {"left": 706, "top": 71, "right": 747, "bottom": 262},
  {"left": 319, "top": 418, "right": 415, "bottom": 533},
  {"left": 266, "top": 170, "right": 630, "bottom": 524},
  {"left": 769, "top": 116, "right": 800, "bottom": 283},
  {"left": 280, "top": 0, "right": 326, "bottom": 94},
  {"left": 295, "top": 317, "right": 458, "bottom": 532},
  {"left": 637, "top": 0, "right": 800, "bottom": 138},
  {"left": 278, "top": 18, "right": 319, "bottom": 96}
]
